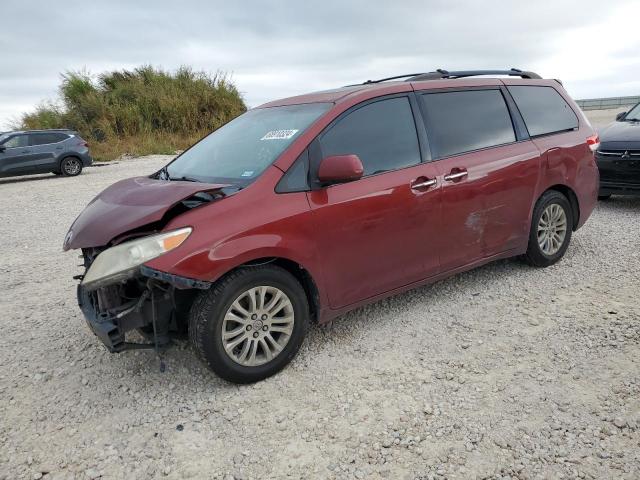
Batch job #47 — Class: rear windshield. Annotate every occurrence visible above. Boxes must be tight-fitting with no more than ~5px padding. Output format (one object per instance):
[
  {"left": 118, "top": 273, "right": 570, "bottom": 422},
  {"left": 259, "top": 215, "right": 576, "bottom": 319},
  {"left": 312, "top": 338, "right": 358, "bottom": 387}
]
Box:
[{"left": 165, "top": 103, "right": 332, "bottom": 186}]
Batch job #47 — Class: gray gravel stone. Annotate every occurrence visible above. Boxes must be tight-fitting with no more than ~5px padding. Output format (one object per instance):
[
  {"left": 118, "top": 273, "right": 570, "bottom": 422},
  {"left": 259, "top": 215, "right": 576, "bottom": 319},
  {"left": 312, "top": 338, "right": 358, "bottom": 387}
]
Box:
[{"left": 0, "top": 155, "right": 639, "bottom": 479}]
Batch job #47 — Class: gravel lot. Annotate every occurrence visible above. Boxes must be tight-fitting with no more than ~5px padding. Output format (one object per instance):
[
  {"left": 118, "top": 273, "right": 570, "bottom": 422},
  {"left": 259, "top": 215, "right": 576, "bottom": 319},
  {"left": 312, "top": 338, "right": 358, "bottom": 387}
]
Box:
[
  {"left": 583, "top": 107, "right": 628, "bottom": 129},
  {"left": 1, "top": 154, "right": 639, "bottom": 480}
]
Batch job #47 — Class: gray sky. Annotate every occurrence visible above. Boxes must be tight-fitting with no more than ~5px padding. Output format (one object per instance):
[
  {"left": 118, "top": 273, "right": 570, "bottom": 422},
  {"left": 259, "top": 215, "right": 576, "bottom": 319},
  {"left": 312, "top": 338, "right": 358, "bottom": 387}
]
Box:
[{"left": 1, "top": 0, "right": 639, "bottom": 129}]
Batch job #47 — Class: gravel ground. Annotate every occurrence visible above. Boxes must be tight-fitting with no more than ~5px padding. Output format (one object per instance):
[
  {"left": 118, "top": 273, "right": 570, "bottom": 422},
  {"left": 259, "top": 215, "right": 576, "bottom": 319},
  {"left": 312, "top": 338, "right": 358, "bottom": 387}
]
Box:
[
  {"left": 583, "top": 107, "right": 628, "bottom": 129},
  {"left": 1, "top": 155, "right": 639, "bottom": 480}
]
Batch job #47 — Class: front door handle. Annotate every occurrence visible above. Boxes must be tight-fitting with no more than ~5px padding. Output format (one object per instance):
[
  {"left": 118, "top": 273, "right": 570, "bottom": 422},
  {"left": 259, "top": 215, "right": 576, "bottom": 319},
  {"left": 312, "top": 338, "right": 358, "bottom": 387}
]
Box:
[
  {"left": 411, "top": 177, "right": 437, "bottom": 191},
  {"left": 443, "top": 169, "right": 468, "bottom": 182}
]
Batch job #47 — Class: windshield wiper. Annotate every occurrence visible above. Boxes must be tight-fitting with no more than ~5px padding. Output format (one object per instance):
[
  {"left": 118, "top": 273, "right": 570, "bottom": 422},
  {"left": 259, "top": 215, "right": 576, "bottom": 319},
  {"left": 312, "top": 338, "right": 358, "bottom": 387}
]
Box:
[
  {"left": 158, "top": 166, "right": 170, "bottom": 180},
  {"left": 172, "top": 175, "right": 201, "bottom": 182},
  {"left": 157, "top": 166, "right": 201, "bottom": 182}
]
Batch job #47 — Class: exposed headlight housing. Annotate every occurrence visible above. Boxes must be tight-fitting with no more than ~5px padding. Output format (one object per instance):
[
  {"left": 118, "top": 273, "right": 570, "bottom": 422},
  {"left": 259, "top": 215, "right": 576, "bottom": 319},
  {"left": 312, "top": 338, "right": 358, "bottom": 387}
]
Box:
[{"left": 81, "top": 227, "right": 192, "bottom": 290}]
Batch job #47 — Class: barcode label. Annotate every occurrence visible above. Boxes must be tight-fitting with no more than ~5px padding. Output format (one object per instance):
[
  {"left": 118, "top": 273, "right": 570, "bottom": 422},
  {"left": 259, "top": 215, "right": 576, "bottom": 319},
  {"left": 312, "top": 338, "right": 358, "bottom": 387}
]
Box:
[{"left": 260, "top": 129, "right": 299, "bottom": 140}]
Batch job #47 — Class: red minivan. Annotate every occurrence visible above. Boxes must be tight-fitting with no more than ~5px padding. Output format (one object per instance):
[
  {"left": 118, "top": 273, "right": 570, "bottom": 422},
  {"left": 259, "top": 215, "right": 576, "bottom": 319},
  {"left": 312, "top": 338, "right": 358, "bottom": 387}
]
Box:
[{"left": 64, "top": 69, "right": 599, "bottom": 383}]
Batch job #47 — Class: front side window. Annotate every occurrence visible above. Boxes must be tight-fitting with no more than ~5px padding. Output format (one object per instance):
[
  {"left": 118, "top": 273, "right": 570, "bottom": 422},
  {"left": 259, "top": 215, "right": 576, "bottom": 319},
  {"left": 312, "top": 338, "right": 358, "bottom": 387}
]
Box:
[
  {"left": 166, "top": 103, "right": 331, "bottom": 186},
  {"left": 508, "top": 86, "right": 578, "bottom": 137},
  {"left": 319, "top": 97, "right": 421, "bottom": 176},
  {"left": 1, "top": 135, "right": 28, "bottom": 149},
  {"left": 420, "top": 89, "right": 516, "bottom": 158}
]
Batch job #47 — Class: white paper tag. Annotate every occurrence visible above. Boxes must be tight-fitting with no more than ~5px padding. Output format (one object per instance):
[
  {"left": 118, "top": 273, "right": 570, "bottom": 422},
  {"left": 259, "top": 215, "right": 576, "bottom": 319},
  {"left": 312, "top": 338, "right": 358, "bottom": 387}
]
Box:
[
  {"left": 241, "top": 171, "right": 254, "bottom": 177},
  {"left": 260, "top": 129, "right": 299, "bottom": 140}
]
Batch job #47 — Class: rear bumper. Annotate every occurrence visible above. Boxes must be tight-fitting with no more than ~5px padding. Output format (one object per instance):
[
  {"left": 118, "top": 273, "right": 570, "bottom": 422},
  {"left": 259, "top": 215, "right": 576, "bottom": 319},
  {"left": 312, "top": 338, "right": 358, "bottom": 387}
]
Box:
[{"left": 79, "top": 152, "right": 93, "bottom": 166}]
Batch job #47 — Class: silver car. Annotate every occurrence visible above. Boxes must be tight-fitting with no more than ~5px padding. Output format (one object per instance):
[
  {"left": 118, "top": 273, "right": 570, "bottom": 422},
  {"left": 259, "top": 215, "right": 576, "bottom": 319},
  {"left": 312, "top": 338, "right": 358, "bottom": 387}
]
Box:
[{"left": 0, "top": 129, "right": 93, "bottom": 178}]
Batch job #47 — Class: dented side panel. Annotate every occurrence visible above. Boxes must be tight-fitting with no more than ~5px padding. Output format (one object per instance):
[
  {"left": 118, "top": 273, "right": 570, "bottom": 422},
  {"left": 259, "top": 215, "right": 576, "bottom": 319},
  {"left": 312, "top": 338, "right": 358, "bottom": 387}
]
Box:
[{"left": 434, "top": 141, "right": 542, "bottom": 272}]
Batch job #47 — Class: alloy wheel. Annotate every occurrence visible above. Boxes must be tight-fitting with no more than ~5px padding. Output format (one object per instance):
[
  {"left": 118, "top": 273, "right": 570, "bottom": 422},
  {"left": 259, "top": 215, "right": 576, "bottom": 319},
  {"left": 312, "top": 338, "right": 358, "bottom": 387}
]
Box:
[
  {"left": 63, "top": 158, "right": 81, "bottom": 175},
  {"left": 537, "top": 203, "right": 567, "bottom": 256},
  {"left": 221, "top": 286, "right": 295, "bottom": 367}
]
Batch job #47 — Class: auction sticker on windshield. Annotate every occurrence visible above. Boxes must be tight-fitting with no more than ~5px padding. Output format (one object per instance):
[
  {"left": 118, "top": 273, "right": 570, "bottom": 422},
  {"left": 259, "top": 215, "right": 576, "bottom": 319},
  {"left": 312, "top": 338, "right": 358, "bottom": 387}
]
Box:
[{"left": 261, "top": 129, "right": 299, "bottom": 140}]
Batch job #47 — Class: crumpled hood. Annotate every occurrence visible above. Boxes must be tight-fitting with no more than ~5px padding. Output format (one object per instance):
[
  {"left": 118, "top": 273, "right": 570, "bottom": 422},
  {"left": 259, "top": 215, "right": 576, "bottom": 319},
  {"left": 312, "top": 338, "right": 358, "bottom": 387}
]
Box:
[
  {"left": 63, "top": 176, "right": 229, "bottom": 250},
  {"left": 599, "top": 120, "right": 640, "bottom": 142}
]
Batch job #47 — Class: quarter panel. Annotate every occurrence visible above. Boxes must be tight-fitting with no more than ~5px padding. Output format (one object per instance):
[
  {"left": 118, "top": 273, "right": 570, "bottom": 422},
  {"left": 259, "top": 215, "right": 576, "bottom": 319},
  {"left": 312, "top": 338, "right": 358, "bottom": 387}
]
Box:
[{"left": 532, "top": 131, "right": 598, "bottom": 228}]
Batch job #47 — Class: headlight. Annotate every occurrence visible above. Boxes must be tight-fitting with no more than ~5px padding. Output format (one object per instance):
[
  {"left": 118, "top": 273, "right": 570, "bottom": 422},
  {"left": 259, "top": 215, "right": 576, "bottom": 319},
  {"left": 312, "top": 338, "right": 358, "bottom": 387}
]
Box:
[{"left": 81, "top": 227, "right": 192, "bottom": 290}]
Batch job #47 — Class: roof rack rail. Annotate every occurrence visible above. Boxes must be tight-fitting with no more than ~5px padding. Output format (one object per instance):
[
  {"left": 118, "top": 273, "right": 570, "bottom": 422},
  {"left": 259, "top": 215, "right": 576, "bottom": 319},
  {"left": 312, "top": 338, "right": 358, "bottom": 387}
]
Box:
[
  {"left": 352, "top": 68, "right": 542, "bottom": 86},
  {"left": 408, "top": 68, "right": 542, "bottom": 81}
]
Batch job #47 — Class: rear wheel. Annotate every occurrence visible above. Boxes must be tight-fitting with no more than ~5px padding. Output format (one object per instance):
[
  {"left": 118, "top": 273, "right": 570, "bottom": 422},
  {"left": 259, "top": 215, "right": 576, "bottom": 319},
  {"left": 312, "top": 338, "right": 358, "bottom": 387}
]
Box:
[
  {"left": 189, "top": 265, "right": 309, "bottom": 383},
  {"left": 523, "top": 190, "right": 573, "bottom": 267},
  {"left": 60, "top": 156, "right": 83, "bottom": 176}
]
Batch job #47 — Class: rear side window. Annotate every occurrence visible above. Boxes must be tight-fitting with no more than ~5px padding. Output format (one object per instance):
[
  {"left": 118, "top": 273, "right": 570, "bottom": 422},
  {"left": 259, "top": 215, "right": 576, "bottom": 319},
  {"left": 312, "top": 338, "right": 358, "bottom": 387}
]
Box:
[
  {"left": 30, "top": 133, "right": 69, "bottom": 146},
  {"left": 319, "top": 97, "right": 421, "bottom": 176},
  {"left": 420, "top": 89, "right": 516, "bottom": 158},
  {"left": 507, "top": 86, "right": 578, "bottom": 137},
  {"left": 1, "top": 135, "right": 28, "bottom": 148}
]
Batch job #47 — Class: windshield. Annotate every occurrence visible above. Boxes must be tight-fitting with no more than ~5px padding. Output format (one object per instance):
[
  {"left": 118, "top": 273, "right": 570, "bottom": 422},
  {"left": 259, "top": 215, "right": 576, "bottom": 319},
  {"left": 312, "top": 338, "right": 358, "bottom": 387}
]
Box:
[
  {"left": 624, "top": 103, "right": 640, "bottom": 121},
  {"left": 165, "top": 103, "right": 332, "bottom": 185}
]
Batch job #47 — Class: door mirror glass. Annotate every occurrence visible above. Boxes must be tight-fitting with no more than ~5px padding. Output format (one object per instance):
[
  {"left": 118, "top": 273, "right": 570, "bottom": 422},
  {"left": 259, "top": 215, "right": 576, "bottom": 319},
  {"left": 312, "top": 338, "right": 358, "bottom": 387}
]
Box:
[
  {"left": 318, "top": 154, "right": 364, "bottom": 185},
  {"left": 616, "top": 112, "right": 627, "bottom": 121}
]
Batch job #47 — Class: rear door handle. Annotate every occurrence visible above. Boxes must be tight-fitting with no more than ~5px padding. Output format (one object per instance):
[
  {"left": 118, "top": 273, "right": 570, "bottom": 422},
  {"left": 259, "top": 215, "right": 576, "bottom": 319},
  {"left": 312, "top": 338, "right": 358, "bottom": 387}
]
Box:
[
  {"left": 443, "top": 169, "right": 468, "bottom": 182},
  {"left": 411, "top": 177, "right": 437, "bottom": 191}
]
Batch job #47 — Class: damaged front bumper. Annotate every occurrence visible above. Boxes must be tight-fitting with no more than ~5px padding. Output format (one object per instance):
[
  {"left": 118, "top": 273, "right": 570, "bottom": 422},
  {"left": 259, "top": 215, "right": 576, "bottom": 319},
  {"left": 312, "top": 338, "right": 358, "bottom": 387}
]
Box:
[{"left": 77, "top": 266, "right": 210, "bottom": 353}]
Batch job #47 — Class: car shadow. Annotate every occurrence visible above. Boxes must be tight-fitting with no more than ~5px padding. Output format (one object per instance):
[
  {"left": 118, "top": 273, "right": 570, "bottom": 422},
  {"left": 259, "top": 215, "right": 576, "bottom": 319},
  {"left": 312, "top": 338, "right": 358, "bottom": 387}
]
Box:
[
  {"left": 598, "top": 196, "right": 640, "bottom": 211},
  {"left": 0, "top": 173, "right": 59, "bottom": 185},
  {"left": 0, "top": 164, "right": 111, "bottom": 186}
]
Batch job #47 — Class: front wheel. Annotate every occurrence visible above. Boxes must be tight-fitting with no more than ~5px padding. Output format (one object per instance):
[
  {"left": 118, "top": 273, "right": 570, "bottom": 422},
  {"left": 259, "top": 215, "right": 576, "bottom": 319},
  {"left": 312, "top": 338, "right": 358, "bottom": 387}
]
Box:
[
  {"left": 189, "top": 265, "right": 309, "bottom": 383},
  {"left": 60, "top": 157, "right": 83, "bottom": 177},
  {"left": 523, "top": 190, "right": 573, "bottom": 267}
]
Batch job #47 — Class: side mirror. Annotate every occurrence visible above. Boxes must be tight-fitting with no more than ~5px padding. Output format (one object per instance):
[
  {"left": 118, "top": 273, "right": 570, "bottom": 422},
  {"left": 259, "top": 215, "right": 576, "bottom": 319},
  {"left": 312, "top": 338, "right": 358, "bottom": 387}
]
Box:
[
  {"left": 318, "top": 154, "right": 364, "bottom": 185},
  {"left": 0, "top": 145, "right": 5, "bottom": 153},
  {"left": 616, "top": 112, "right": 627, "bottom": 121}
]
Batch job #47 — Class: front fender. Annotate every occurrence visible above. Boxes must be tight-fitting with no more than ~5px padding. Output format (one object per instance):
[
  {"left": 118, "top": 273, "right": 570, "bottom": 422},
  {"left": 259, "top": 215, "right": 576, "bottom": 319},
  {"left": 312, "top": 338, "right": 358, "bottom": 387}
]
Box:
[{"left": 143, "top": 177, "right": 328, "bottom": 307}]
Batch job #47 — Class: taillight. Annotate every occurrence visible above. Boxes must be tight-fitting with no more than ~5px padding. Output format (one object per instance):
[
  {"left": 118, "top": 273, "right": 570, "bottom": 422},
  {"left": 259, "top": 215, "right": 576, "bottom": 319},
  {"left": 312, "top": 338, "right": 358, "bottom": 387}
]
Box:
[
  {"left": 77, "top": 140, "right": 88, "bottom": 147},
  {"left": 586, "top": 134, "right": 599, "bottom": 152}
]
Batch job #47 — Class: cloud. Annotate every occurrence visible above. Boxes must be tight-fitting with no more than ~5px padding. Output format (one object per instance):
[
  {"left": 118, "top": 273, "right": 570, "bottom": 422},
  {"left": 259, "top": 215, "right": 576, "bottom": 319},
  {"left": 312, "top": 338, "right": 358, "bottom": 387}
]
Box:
[{"left": 1, "top": 0, "right": 639, "bottom": 127}]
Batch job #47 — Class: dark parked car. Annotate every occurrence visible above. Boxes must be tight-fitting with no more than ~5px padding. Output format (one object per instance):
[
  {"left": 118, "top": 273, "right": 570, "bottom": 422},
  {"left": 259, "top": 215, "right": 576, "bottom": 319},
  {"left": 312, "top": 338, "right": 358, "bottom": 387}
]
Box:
[
  {"left": 0, "top": 129, "right": 92, "bottom": 178},
  {"left": 595, "top": 103, "right": 640, "bottom": 198},
  {"left": 64, "top": 69, "right": 599, "bottom": 383}
]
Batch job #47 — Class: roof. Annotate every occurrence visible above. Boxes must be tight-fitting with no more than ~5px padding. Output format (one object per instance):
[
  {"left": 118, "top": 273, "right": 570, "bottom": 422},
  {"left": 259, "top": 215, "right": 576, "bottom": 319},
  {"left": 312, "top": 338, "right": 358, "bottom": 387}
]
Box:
[{"left": 258, "top": 68, "right": 549, "bottom": 108}]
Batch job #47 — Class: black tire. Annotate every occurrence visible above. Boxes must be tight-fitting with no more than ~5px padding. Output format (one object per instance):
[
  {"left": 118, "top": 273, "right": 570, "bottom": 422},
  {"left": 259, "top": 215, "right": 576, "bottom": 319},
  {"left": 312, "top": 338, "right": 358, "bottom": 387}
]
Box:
[
  {"left": 189, "top": 265, "right": 309, "bottom": 384},
  {"left": 598, "top": 194, "right": 612, "bottom": 201},
  {"left": 60, "top": 156, "right": 83, "bottom": 177},
  {"left": 523, "top": 190, "right": 573, "bottom": 268}
]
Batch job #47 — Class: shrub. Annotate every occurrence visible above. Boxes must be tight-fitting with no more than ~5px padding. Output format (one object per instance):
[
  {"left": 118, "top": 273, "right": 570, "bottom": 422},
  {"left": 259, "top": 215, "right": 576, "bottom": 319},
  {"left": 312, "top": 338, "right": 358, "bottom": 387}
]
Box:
[{"left": 17, "top": 66, "right": 247, "bottom": 161}]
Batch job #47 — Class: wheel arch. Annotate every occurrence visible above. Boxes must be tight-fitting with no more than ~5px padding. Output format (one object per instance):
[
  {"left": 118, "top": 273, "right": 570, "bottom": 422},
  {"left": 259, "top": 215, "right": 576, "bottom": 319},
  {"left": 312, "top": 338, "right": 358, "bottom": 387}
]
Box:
[
  {"left": 543, "top": 184, "right": 580, "bottom": 230},
  {"left": 216, "top": 256, "right": 321, "bottom": 323},
  {"left": 57, "top": 154, "right": 82, "bottom": 170}
]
